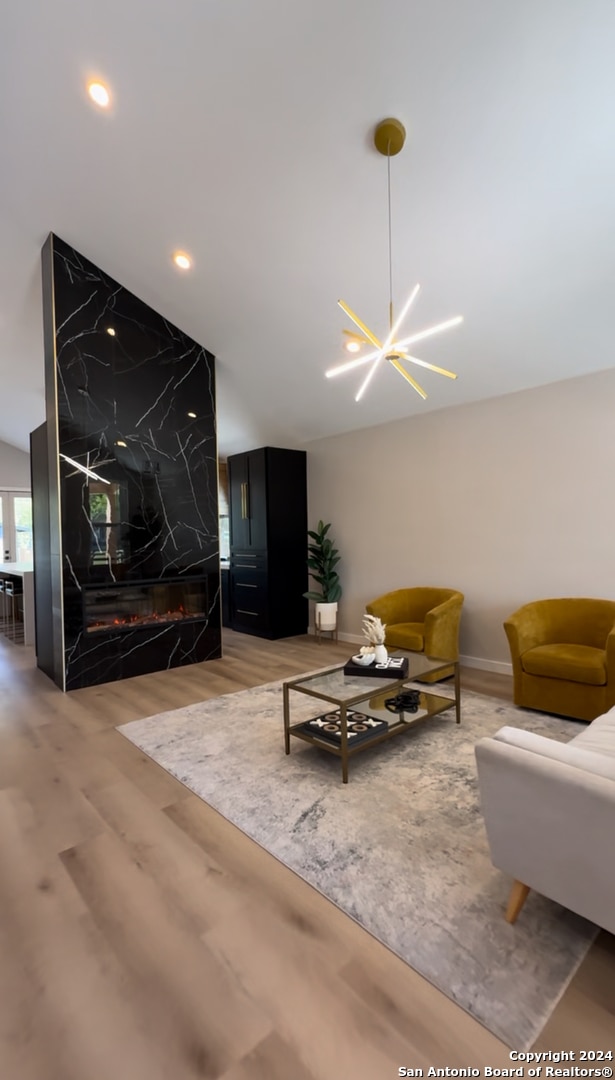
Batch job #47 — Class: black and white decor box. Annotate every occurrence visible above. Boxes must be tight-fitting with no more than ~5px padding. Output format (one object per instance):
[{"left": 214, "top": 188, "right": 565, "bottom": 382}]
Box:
[
  {"left": 299, "top": 710, "right": 389, "bottom": 746},
  {"left": 31, "top": 234, "right": 221, "bottom": 690},
  {"left": 343, "top": 655, "right": 409, "bottom": 678}
]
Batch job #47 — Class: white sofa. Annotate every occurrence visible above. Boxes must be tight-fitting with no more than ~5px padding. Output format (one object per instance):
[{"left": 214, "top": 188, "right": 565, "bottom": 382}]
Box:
[{"left": 475, "top": 706, "right": 615, "bottom": 933}]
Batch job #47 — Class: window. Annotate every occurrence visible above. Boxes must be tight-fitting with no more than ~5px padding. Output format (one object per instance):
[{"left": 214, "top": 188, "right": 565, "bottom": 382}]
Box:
[{"left": 0, "top": 491, "right": 33, "bottom": 564}]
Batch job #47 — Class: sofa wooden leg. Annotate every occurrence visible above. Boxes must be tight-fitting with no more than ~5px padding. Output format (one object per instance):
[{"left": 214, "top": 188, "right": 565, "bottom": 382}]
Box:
[{"left": 506, "top": 880, "right": 530, "bottom": 923}]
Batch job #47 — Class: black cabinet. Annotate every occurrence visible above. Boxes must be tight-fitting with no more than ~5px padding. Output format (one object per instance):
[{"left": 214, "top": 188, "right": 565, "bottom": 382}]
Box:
[{"left": 228, "top": 447, "right": 308, "bottom": 639}]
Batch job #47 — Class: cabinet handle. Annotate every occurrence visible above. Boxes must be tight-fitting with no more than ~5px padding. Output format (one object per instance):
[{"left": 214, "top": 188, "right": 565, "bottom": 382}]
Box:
[
  {"left": 240, "top": 482, "right": 250, "bottom": 520},
  {"left": 235, "top": 565, "right": 256, "bottom": 569},
  {"left": 236, "top": 582, "right": 257, "bottom": 588},
  {"left": 237, "top": 609, "right": 258, "bottom": 616}
]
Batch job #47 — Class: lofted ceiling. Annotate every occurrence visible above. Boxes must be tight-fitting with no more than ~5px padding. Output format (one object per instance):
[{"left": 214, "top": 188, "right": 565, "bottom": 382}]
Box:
[{"left": 1, "top": 0, "right": 614, "bottom": 459}]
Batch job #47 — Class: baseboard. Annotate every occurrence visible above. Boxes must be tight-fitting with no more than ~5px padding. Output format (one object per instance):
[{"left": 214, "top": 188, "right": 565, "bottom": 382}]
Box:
[
  {"left": 308, "top": 629, "right": 513, "bottom": 677},
  {"left": 459, "top": 654, "right": 513, "bottom": 676}
]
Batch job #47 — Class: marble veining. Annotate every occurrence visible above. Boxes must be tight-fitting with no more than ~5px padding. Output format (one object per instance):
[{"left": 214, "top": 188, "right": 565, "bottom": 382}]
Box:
[
  {"left": 40, "top": 234, "right": 221, "bottom": 688},
  {"left": 118, "top": 685, "right": 597, "bottom": 1050}
]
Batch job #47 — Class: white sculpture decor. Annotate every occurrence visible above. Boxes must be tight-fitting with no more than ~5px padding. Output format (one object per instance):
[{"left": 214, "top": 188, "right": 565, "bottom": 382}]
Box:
[{"left": 361, "top": 614, "right": 388, "bottom": 664}]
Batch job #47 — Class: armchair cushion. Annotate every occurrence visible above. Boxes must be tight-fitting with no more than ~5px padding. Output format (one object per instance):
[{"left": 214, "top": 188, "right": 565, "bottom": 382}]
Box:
[
  {"left": 383, "top": 622, "right": 424, "bottom": 651},
  {"left": 521, "top": 644, "right": 607, "bottom": 686}
]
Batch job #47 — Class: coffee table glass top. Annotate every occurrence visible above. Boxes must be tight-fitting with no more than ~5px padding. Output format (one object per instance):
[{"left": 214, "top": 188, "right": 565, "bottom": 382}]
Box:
[{"left": 286, "top": 651, "right": 454, "bottom": 705}]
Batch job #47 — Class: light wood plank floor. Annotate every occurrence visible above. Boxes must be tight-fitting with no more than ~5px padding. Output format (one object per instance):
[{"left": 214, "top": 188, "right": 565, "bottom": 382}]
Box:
[{"left": 0, "top": 630, "right": 613, "bottom": 1078}]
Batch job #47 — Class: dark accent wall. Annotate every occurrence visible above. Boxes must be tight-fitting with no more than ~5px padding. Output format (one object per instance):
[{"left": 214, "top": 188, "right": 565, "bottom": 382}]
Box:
[
  {"left": 30, "top": 422, "right": 54, "bottom": 679},
  {"left": 34, "top": 233, "right": 221, "bottom": 690}
]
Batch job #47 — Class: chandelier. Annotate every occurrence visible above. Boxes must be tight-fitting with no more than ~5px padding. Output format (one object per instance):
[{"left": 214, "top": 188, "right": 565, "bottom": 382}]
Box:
[{"left": 326, "top": 118, "right": 463, "bottom": 402}]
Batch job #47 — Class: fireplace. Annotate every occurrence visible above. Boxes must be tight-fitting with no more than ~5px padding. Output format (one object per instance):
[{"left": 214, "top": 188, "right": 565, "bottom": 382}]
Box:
[
  {"left": 83, "top": 580, "right": 209, "bottom": 634},
  {"left": 34, "top": 234, "right": 221, "bottom": 690}
]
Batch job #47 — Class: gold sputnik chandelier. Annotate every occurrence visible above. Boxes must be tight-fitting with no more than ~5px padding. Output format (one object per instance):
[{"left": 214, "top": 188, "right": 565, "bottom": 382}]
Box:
[{"left": 326, "top": 118, "right": 463, "bottom": 402}]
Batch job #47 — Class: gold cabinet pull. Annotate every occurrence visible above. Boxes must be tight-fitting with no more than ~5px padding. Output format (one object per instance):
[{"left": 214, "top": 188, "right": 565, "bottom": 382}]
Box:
[{"left": 240, "top": 482, "right": 247, "bottom": 519}]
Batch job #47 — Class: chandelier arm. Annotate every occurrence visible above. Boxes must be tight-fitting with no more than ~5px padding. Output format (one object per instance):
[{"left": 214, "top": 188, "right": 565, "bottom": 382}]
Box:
[
  {"left": 381, "top": 283, "right": 420, "bottom": 356},
  {"left": 342, "top": 329, "right": 373, "bottom": 343},
  {"left": 396, "top": 316, "right": 463, "bottom": 350},
  {"left": 337, "top": 300, "right": 382, "bottom": 349},
  {"left": 355, "top": 357, "right": 384, "bottom": 402},
  {"left": 405, "top": 355, "right": 458, "bottom": 380},
  {"left": 325, "top": 348, "right": 381, "bottom": 378},
  {"left": 387, "top": 357, "right": 428, "bottom": 399}
]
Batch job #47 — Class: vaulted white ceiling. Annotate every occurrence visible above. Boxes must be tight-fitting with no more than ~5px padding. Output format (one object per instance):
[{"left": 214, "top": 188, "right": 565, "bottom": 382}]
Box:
[{"left": 1, "top": 0, "right": 614, "bottom": 458}]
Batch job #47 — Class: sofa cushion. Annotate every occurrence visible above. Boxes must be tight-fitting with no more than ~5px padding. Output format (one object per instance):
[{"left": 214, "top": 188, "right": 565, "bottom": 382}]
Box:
[
  {"left": 385, "top": 622, "right": 424, "bottom": 651},
  {"left": 521, "top": 643, "right": 606, "bottom": 686},
  {"left": 570, "top": 708, "right": 615, "bottom": 759}
]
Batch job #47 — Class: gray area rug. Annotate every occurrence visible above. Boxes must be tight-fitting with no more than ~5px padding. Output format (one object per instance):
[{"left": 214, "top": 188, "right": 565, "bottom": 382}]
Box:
[{"left": 117, "top": 681, "right": 597, "bottom": 1049}]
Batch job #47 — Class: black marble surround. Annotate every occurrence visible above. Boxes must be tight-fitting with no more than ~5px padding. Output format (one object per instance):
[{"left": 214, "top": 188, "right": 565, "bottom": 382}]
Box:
[{"left": 34, "top": 234, "right": 221, "bottom": 690}]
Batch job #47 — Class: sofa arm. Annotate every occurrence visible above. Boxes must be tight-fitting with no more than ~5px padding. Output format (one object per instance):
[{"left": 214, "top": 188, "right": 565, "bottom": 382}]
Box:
[
  {"left": 423, "top": 594, "right": 463, "bottom": 660},
  {"left": 475, "top": 737, "right": 615, "bottom": 933}
]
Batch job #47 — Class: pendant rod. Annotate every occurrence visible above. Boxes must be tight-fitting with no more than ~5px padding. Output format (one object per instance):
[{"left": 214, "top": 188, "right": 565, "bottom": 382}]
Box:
[{"left": 387, "top": 142, "right": 393, "bottom": 332}]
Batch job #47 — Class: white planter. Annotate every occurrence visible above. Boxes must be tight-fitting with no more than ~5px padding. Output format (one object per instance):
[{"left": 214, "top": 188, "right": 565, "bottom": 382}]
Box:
[
  {"left": 315, "top": 601, "right": 338, "bottom": 631},
  {"left": 374, "top": 643, "right": 388, "bottom": 664}
]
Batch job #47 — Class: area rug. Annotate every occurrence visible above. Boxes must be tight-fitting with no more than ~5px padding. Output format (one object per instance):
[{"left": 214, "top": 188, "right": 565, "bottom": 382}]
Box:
[{"left": 117, "top": 682, "right": 597, "bottom": 1049}]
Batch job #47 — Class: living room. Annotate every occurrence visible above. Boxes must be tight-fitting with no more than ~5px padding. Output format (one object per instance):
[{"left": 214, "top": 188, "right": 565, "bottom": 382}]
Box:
[{"left": 1, "top": 1, "right": 614, "bottom": 1077}]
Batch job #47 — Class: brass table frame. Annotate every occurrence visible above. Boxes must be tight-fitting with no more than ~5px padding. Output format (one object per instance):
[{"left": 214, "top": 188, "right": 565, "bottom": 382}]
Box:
[{"left": 283, "top": 655, "right": 460, "bottom": 783}]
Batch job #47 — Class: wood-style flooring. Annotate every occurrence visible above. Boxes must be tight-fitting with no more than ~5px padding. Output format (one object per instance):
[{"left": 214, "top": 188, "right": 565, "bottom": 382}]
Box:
[{"left": 0, "top": 630, "right": 613, "bottom": 1078}]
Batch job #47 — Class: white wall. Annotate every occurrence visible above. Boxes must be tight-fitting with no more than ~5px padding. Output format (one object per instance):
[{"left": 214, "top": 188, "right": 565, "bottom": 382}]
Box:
[
  {"left": 0, "top": 438, "right": 31, "bottom": 489},
  {"left": 304, "top": 367, "right": 615, "bottom": 672}
]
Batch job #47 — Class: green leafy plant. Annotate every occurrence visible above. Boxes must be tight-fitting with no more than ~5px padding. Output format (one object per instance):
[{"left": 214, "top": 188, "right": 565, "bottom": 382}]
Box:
[{"left": 303, "top": 519, "right": 342, "bottom": 603}]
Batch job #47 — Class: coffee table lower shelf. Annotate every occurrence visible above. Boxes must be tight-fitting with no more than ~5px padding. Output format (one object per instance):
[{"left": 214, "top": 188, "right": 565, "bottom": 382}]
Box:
[{"left": 285, "top": 690, "right": 458, "bottom": 782}]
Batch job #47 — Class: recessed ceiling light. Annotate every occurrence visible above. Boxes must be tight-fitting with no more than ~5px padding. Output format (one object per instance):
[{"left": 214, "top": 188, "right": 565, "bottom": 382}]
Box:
[
  {"left": 173, "top": 251, "right": 192, "bottom": 270},
  {"left": 345, "top": 341, "right": 361, "bottom": 353},
  {"left": 187, "top": 411, "right": 197, "bottom": 418},
  {"left": 88, "top": 81, "right": 110, "bottom": 108},
  {"left": 115, "top": 440, "right": 127, "bottom": 447},
  {"left": 106, "top": 327, "right": 116, "bottom": 336}
]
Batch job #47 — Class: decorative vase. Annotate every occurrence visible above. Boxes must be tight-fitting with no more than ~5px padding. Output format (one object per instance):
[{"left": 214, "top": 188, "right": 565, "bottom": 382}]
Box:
[{"left": 374, "top": 643, "right": 388, "bottom": 664}]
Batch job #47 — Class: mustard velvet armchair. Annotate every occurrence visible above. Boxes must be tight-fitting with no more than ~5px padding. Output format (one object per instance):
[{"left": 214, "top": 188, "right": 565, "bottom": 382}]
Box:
[
  {"left": 504, "top": 598, "right": 615, "bottom": 722},
  {"left": 365, "top": 587, "right": 464, "bottom": 681}
]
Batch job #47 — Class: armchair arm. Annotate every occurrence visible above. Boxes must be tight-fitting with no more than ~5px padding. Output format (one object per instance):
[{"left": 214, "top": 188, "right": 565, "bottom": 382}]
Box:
[
  {"left": 423, "top": 593, "right": 463, "bottom": 660},
  {"left": 503, "top": 604, "right": 552, "bottom": 661},
  {"left": 605, "top": 626, "right": 615, "bottom": 682},
  {"left": 475, "top": 737, "right": 615, "bottom": 934}
]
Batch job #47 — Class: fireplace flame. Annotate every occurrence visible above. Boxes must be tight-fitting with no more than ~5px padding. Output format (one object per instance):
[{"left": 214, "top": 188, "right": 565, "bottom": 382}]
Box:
[{"left": 87, "top": 604, "right": 206, "bottom": 633}]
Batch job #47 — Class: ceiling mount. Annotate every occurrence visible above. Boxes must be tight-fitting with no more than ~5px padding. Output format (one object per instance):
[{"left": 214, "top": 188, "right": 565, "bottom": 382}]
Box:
[{"left": 373, "top": 117, "right": 406, "bottom": 157}]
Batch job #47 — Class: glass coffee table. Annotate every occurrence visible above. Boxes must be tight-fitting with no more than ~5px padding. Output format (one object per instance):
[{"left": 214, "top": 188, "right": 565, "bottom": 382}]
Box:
[{"left": 283, "top": 651, "right": 460, "bottom": 783}]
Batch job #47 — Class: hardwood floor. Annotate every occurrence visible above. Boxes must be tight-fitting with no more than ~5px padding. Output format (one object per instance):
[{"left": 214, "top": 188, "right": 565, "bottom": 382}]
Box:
[{"left": 0, "top": 630, "right": 613, "bottom": 1078}]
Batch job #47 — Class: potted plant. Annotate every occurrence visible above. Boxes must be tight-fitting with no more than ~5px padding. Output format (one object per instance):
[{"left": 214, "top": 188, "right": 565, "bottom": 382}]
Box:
[{"left": 303, "top": 519, "right": 342, "bottom": 632}]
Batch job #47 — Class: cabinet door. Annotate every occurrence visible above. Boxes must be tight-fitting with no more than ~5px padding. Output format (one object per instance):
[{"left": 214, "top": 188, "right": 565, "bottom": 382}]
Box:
[
  {"left": 246, "top": 449, "right": 267, "bottom": 551},
  {"left": 228, "top": 454, "right": 250, "bottom": 551}
]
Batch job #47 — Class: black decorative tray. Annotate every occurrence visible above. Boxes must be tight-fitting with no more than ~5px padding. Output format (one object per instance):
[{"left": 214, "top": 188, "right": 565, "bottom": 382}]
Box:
[
  {"left": 343, "top": 655, "right": 409, "bottom": 679},
  {"left": 298, "top": 709, "right": 388, "bottom": 746}
]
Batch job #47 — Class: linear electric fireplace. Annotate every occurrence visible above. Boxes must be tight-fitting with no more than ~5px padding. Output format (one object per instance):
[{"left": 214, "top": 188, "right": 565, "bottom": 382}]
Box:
[
  {"left": 31, "top": 234, "right": 222, "bottom": 690},
  {"left": 84, "top": 580, "right": 209, "bottom": 633}
]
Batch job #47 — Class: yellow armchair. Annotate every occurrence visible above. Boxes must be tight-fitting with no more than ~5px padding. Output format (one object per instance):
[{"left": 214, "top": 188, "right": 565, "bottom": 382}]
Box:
[
  {"left": 504, "top": 598, "right": 615, "bottom": 721},
  {"left": 365, "top": 587, "right": 464, "bottom": 681}
]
